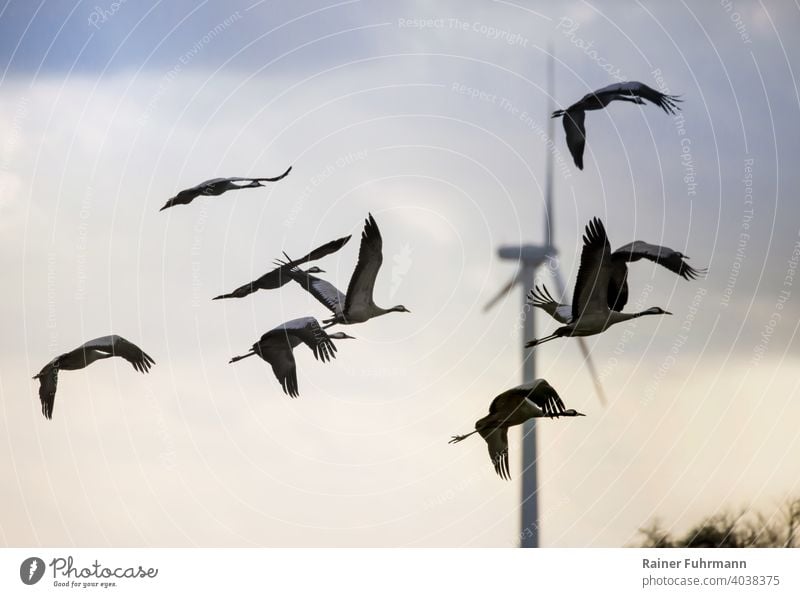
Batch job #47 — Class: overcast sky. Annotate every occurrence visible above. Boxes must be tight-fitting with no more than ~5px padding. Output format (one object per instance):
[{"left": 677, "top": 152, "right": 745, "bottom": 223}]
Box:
[{"left": 1, "top": 0, "right": 799, "bottom": 547}]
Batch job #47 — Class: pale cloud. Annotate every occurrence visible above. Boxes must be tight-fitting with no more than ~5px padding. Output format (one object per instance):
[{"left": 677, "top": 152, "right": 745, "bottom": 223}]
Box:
[{"left": 1, "top": 0, "right": 799, "bottom": 547}]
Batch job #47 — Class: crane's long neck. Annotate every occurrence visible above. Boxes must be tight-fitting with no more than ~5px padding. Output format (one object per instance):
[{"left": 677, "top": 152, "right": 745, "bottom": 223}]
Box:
[
  {"left": 607, "top": 311, "right": 639, "bottom": 325},
  {"left": 373, "top": 305, "right": 406, "bottom": 318},
  {"left": 633, "top": 308, "right": 664, "bottom": 319},
  {"left": 609, "top": 309, "right": 664, "bottom": 326}
]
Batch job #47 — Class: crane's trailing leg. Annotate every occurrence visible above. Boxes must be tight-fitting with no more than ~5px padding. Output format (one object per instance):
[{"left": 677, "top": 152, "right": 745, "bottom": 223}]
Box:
[
  {"left": 525, "top": 333, "right": 559, "bottom": 348},
  {"left": 229, "top": 351, "right": 256, "bottom": 364},
  {"left": 448, "top": 430, "right": 478, "bottom": 444}
]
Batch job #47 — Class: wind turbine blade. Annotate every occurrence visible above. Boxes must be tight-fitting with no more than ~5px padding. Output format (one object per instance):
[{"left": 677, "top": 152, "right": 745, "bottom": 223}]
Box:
[
  {"left": 575, "top": 337, "right": 608, "bottom": 407},
  {"left": 551, "top": 263, "right": 567, "bottom": 297},
  {"left": 483, "top": 270, "right": 521, "bottom": 313},
  {"left": 545, "top": 40, "right": 555, "bottom": 249},
  {"left": 552, "top": 268, "right": 608, "bottom": 407}
]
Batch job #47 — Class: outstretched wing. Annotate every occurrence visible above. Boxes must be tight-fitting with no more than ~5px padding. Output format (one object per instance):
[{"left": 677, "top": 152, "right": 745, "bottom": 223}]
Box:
[
  {"left": 214, "top": 235, "right": 349, "bottom": 301},
  {"left": 284, "top": 235, "right": 351, "bottom": 268},
  {"left": 289, "top": 269, "right": 347, "bottom": 315},
  {"left": 478, "top": 427, "right": 511, "bottom": 480},
  {"left": 267, "top": 350, "right": 300, "bottom": 398},
  {"left": 523, "top": 380, "right": 567, "bottom": 418},
  {"left": 250, "top": 332, "right": 301, "bottom": 398},
  {"left": 563, "top": 108, "right": 586, "bottom": 170},
  {"left": 626, "top": 82, "right": 682, "bottom": 114},
  {"left": 282, "top": 317, "right": 337, "bottom": 363},
  {"left": 82, "top": 335, "right": 155, "bottom": 373},
  {"left": 527, "top": 284, "right": 572, "bottom": 323},
  {"left": 212, "top": 279, "right": 261, "bottom": 300},
  {"left": 344, "top": 213, "right": 383, "bottom": 313},
  {"left": 593, "top": 81, "right": 682, "bottom": 114},
  {"left": 248, "top": 166, "right": 293, "bottom": 183},
  {"left": 36, "top": 366, "right": 59, "bottom": 420},
  {"left": 613, "top": 241, "right": 707, "bottom": 280},
  {"left": 606, "top": 264, "right": 629, "bottom": 312},
  {"left": 572, "top": 218, "right": 613, "bottom": 321}
]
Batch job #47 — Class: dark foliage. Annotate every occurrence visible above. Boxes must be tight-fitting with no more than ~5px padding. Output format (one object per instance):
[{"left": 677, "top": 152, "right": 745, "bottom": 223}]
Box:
[{"left": 637, "top": 498, "right": 800, "bottom": 548}]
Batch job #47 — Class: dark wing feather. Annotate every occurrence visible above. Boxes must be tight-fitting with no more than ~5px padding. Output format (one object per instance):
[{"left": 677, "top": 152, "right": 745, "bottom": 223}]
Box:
[
  {"left": 572, "top": 218, "right": 613, "bottom": 321},
  {"left": 478, "top": 427, "right": 511, "bottom": 480},
  {"left": 525, "top": 381, "right": 567, "bottom": 418},
  {"left": 487, "top": 389, "right": 530, "bottom": 424},
  {"left": 36, "top": 366, "right": 58, "bottom": 420},
  {"left": 110, "top": 336, "right": 155, "bottom": 373},
  {"left": 613, "top": 241, "right": 707, "bottom": 280},
  {"left": 212, "top": 279, "right": 262, "bottom": 300},
  {"left": 249, "top": 166, "right": 293, "bottom": 182},
  {"left": 344, "top": 214, "right": 383, "bottom": 313},
  {"left": 78, "top": 335, "right": 154, "bottom": 373},
  {"left": 213, "top": 235, "right": 349, "bottom": 301},
  {"left": 268, "top": 351, "right": 299, "bottom": 398},
  {"left": 284, "top": 235, "right": 351, "bottom": 268},
  {"left": 627, "top": 82, "right": 682, "bottom": 114},
  {"left": 238, "top": 266, "right": 292, "bottom": 295},
  {"left": 253, "top": 333, "right": 301, "bottom": 398},
  {"left": 527, "top": 283, "right": 572, "bottom": 323},
  {"left": 563, "top": 108, "right": 586, "bottom": 170},
  {"left": 606, "top": 261, "right": 629, "bottom": 311},
  {"left": 283, "top": 317, "right": 337, "bottom": 363},
  {"left": 289, "top": 269, "right": 347, "bottom": 315},
  {"left": 592, "top": 81, "right": 682, "bottom": 114}
]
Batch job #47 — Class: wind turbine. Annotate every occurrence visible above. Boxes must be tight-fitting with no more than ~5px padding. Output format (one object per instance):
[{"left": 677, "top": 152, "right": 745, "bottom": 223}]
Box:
[{"left": 482, "top": 49, "right": 607, "bottom": 548}]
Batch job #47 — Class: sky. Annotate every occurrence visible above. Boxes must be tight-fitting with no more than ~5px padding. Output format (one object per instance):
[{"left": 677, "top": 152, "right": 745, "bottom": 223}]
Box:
[{"left": 1, "top": 0, "right": 799, "bottom": 547}]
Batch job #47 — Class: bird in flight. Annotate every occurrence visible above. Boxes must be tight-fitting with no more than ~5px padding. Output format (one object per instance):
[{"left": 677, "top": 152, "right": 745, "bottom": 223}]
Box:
[
  {"left": 552, "top": 82, "right": 682, "bottom": 170},
  {"left": 212, "top": 234, "right": 351, "bottom": 300},
  {"left": 33, "top": 335, "right": 155, "bottom": 419},
  {"left": 159, "top": 166, "right": 292, "bottom": 211},
  {"left": 286, "top": 214, "right": 410, "bottom": 327},
  {"left": 229, "top": 317, "right": 354, "bottom": 398},
  {"left": 529, "top": 238, "right": 707, "bottom": 319},
  {"left": 449, "top": 379, "right": 584, "bottom": 480},
  {"left": 526, "top": 218, "right": 671, "bottom": 348}
]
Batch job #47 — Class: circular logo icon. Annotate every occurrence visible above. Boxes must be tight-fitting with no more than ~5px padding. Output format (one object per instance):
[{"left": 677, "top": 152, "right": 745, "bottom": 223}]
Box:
[{"left": 20, "top": 557, "right": 45, "bottom": 585}]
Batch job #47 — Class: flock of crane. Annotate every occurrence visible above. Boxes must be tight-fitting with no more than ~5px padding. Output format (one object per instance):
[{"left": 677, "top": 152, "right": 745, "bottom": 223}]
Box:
[
  {"left": 34, "top": 203, "right": 412, "bottom": 412},
  {"left": 33, "top": 80, "right": 706, "bottom": 482},
  {"left": 450, "top": 82, "right": 706, "bottom": 480}
]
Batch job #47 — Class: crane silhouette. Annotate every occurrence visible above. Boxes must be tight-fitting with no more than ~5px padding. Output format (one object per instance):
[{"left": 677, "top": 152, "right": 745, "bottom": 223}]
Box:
[{"left": 482, "top": 49, "right": 607, "bottom": 547}]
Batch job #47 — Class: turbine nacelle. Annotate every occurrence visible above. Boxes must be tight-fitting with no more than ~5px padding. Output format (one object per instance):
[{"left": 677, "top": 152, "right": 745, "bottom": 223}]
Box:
[{"left": 497, "top": 244, "right": 555, "bottom": 266}]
